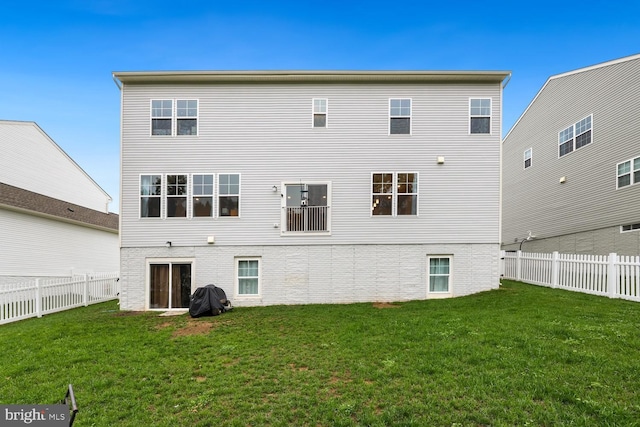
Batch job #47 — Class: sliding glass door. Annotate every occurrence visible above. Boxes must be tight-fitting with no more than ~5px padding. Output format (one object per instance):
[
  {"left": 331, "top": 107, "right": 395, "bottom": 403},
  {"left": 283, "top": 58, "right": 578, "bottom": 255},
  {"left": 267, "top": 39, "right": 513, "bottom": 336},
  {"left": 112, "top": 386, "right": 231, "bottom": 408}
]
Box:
[{"left": 149, "top": 262, "right": 192, "bottom": 309}]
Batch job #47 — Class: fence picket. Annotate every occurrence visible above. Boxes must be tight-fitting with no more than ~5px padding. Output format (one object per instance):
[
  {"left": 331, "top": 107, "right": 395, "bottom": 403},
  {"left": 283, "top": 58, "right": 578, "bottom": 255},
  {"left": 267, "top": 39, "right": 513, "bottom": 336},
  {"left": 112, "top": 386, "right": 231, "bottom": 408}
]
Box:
[
  {"left": 501, "top": 251, "right": 640, "bottom": 303},
  {"left": 0, "top": 272, "right": 119, "bottom": 325}
]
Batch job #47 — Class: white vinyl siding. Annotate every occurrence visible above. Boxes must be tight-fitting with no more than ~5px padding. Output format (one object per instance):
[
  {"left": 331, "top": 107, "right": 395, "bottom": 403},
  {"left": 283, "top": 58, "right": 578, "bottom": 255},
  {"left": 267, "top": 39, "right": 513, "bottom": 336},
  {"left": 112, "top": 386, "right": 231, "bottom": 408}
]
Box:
[{"left": 120, "top": 82, "right": 502, "bottom": 248}]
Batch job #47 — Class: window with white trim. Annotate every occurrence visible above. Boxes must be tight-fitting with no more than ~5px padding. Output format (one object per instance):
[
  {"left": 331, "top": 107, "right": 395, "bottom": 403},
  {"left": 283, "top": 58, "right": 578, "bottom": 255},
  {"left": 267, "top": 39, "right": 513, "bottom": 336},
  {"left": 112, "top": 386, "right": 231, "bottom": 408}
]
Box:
[
  {"left": 621, "top": 223, "right": 640, "bottom": 232},
  {"left": 166, "top": 175, "right": 188, "bottom": 217},
  {"left": 389, "top": 98, "right": 411, "bottom": 134},
  {"left": 617, "top": 156, "right": 640, "bottom": 189},
  {"left": 428, "top": 256, "right": 451, "bottom": 293},
  {"left": 282, "top": 182, "right": 330, "bottom": 233},
  {"left": 151, "top": 100, "right": 172, "bottom": 135},
  {"left": 140, "top": 175, "right": 162, "bottom": 218},
  {"left": 176, "top": 100, "right": 198, "bottom": 135},
  {"left": 151, "top": 99, "right": 198, "bottom": 136},
  {"left": 524, "top": 148, "right": 532, "bottom": 169},
  {"left": 470, "top": 98, "right": 491, "bottom": 134},
  {"left": 192, "top": 174, "right": 214, "bottom": 217},
  {"left": 313, "top": 98, "right": 327, "bottom": 128},
  {"left": 236, "top": 258, "right": 260, "bottom": 296},
  {"left": 559, "top": 115, "right": 592, "bottom": 157},
  {"left": 371, "top": 172, "right": 417, "bottom": 216},
  {"left": 219, "top": 174, "right": 240, "bottom": 217}
]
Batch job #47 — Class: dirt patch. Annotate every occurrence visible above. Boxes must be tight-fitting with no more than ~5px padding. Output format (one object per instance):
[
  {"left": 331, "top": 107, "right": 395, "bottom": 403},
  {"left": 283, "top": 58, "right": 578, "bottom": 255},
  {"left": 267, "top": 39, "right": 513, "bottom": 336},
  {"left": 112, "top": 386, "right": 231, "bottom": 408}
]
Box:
[
  {"left": 112, "top": 311, "right": 145, "bottom": 317},
  {"left": 172, "top": 319, "right": 214, "bottom": 337},
  {"left": 372, "top": 302, "right": 401, "bottom": 309}
]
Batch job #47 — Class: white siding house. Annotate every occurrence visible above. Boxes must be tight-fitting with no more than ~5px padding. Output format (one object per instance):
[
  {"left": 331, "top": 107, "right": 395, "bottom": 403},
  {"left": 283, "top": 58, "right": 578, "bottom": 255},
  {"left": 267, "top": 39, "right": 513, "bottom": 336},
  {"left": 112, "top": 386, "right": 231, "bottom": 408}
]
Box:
[
  {"left": 113, "top": 70, "right": 510, "bottom": 310},
  {"left": 0, "top": 121, "right": 119, "bottom": 283},
  {"left": 502, "top": 54, "right": 640, "bottom": 255}
]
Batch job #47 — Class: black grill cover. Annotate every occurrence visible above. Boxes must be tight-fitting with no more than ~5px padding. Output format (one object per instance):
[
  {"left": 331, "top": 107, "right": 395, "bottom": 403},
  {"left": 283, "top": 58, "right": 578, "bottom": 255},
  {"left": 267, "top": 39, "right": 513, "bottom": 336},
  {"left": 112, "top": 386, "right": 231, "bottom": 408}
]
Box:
[{"left": 189, "top": 285, "right": 231, "bottom": 318}]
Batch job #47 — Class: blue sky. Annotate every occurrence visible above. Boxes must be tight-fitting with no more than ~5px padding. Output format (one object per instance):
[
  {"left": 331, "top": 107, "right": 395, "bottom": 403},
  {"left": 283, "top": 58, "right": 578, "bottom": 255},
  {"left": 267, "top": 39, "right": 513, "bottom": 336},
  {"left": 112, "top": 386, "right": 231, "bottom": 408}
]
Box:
[{"left": 1, "top": 0, "right": 638, "bottom": 213}]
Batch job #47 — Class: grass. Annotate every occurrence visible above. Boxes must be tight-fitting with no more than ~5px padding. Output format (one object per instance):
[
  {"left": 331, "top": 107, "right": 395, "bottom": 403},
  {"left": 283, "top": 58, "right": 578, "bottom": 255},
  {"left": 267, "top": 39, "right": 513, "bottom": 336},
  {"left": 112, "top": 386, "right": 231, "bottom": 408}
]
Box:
[{"left": 1, "top": 280, "right": 640, "bottom": 426}]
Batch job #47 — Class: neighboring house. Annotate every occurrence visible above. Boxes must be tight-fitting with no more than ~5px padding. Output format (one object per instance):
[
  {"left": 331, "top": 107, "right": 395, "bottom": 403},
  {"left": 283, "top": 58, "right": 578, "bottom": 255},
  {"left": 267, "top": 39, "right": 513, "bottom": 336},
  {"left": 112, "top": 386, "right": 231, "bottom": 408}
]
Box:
[
  {"left": 113, "top": 70, "right": 510, "bottom": 311},
  {"left": 0, "top": 120, "right": 119, "bottom": 284},
  {"left": 502, "top": 54, "right": 640, "bottom": 255}
]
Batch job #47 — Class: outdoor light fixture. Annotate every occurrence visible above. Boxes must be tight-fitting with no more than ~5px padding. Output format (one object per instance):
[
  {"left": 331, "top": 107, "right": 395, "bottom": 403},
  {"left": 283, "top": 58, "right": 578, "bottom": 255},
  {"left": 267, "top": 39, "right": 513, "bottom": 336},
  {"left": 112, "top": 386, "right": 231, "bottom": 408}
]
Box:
[
  {"left": 165, "top": 241, "right": 172, "bottom": 248},
  {"left": 272, "top": 185, "right": 278, "bottom": 192}
]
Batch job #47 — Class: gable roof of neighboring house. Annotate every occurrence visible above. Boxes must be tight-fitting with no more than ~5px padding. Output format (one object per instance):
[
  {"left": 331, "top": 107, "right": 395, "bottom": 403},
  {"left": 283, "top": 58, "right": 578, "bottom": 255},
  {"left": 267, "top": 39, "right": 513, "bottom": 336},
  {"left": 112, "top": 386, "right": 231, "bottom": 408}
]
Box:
[
  {"left": 0, "top": 182, "right": 118, "bottom": 233},
  {"left": 0, "top": 120, "right": 112, "bottom": 212},
  {"left": 504, "top": 53, "right": 640, "bottom": 141}
]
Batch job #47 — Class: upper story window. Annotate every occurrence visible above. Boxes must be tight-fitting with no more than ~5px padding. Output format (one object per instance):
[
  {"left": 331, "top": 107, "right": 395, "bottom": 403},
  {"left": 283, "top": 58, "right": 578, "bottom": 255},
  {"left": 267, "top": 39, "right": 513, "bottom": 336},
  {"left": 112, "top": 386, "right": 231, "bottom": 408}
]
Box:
[
  {"left": 151, "top": 100, "right": 173, "bottom": 135},
  {"left": 313, "top": 98, "right": 327, "bottom": 128},
  {"left": 166, "top": 175, "right": 188, "bottom": 218},
  {"left": 389, "top": 99, "right": 411, "bottom": 135},
  {"left": 176, "top": 100, "right": 198, "bottom": 135},
  {"left": 524, "top": 148, "right": 532, "bottom": 169},
  {"left": 282, "top": 182, "right": 330, "bottom": 233},
  {"left": 151, "top": 99, "right": 198, "bottom": 136},
  {"left": 617, "top": 156, "right": 640, "bottom": 189},
  {"left": 192, "top": 174, "right": 214, "bottom": 217},
  {"left": 140, "top": 175, "right": 162, "bottom": 218},
  {"left": 219, "top": 174, "right": 240, "bottom": 217},
  {"left": 371, "top": 172, "right": 418, "bottom": 216},
  {"left": 469, "top": 98, "right": 491, "bottom": 134},
  {"left": 559, "top": 115, "right": 592, "bottom": 157}
]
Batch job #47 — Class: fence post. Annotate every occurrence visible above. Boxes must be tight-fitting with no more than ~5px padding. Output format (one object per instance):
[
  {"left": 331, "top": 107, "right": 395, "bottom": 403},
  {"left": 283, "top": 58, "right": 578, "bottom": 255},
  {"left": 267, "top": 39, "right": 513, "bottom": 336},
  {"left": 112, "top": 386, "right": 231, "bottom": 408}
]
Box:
[
  {"left": 35, "top": 279, "right": 42, "bottom": 318},
  {"left": 516, "top": 250, "right": 522, "bottom": 282},
  {"left": 608, "top": 253, "right": 618, "bottom": 299},
  {"left": 551, "top": 251, "right": 559, "bottom": 288},
  {"left": 83, "top": 274, "right": 89, "bottom": 307}
]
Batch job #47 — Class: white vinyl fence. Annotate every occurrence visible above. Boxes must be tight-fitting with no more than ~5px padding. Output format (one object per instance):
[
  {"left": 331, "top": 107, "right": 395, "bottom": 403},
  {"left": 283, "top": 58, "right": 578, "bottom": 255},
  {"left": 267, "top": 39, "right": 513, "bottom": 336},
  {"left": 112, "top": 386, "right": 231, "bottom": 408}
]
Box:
[
  {"left": 0, "top": 273, "right": 119, "bottom": 325},
  {"left": 501, "top": 251, "right": 640, "bottom": 302}
]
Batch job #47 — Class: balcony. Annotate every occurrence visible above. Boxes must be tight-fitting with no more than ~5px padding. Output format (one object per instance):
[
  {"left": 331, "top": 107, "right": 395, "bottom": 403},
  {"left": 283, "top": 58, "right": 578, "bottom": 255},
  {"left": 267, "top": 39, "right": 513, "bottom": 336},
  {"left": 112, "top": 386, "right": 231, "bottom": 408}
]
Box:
[{"left": 284, "top": 206, "right": 329, "bottom": 233}]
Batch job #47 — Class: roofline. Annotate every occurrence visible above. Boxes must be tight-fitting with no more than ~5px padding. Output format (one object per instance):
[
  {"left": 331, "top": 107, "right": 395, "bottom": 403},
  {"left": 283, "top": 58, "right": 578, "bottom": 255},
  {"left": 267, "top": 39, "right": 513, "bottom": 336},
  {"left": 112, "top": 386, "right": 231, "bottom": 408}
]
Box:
[
  {"left": 0, "top": 203, "right": 119, "bottom": 234},
  {"left": 112, "top": 70, "right": 511, "bottom": 85},
  {"left": 503, "top": 53, "right": 640, "bottom": 141}
]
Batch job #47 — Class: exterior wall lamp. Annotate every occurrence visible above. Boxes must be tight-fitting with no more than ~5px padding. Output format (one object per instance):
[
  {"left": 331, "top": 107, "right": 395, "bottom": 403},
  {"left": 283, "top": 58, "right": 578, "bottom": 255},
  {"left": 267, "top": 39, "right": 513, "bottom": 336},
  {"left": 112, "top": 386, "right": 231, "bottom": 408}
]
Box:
[{"left": 165, "top": 241, "right": 172, "bottom": 248}]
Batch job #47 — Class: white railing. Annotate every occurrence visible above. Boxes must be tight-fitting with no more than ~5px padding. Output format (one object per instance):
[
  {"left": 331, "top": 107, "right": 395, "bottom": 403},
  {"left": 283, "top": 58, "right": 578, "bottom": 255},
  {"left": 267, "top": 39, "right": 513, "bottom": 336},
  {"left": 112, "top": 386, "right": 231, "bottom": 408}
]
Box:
[
  {"left": 501, "top": 251, "right": 640, "bottom": 302},
  {"left": 0, "top": 273, "right": 120, "bottom": 325},
  {"left": 284, "top": 206, "right": 329, "bottom": 232}
]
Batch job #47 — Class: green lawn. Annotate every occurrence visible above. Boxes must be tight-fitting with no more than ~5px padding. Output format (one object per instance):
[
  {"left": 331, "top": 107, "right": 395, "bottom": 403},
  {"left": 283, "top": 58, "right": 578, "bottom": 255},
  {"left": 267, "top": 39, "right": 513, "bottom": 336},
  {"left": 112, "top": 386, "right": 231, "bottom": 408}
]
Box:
[{"left": 1, "top": 280, "right": 640, "bottom": 426}]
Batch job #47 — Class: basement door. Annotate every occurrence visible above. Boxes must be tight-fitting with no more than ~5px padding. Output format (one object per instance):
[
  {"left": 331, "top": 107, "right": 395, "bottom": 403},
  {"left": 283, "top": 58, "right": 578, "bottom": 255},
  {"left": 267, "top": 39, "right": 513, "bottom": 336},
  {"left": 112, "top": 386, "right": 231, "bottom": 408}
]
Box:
[{"left": 149, "top": 262, "right": 192, "bottom": 309}]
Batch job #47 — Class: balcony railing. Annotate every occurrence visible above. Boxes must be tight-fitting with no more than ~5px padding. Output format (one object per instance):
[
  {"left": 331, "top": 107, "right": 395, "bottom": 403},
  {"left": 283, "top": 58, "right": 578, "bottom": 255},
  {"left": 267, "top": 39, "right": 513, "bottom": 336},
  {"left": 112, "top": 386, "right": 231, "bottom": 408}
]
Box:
[{"left": 284, "top": 206, "right": 329, "bottom": 233}]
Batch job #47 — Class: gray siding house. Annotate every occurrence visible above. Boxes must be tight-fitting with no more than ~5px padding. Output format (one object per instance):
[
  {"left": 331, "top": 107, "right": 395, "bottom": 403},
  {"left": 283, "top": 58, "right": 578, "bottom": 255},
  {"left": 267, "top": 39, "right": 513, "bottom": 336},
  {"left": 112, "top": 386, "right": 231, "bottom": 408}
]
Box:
[
  {"left": 0, "top": 121, "right": 119, "bottom": 284},
  {"left": 502, "top": 54, "right": 640, "bottom": 255},
  {"left": 113, "top": 70, "right": 510, "bottom": 311}
]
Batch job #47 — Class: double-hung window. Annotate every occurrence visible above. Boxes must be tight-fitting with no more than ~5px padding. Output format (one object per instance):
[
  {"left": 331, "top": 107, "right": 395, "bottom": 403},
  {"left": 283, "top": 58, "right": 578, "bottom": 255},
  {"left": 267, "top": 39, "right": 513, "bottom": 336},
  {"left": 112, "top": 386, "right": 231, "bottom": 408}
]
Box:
[
  {"left": 617, "top": 156, "right": 640, "bottom": 189},
  {"left": 140, "top": 175, "right": 162, "bottom": 218},
  {"left": 151, "top": 99, "right": 198, "bottom": 136},
  {"left": 470, "top": 98, "right": 491, "bottom": 134},
  {"left": 219, "top": 174, "right": 240, "bottom": 217},
  {"left": 313, "top": 98, "right": 327, "bottom": 128},
  {"left": 559, "top": 115, "right": 592, "bottom": 157},
  {"left": 237, "top": 258, "right": 260, "bottom": 296},
  {"left": 428, "top": 256, "right": 452, "bottom": 295},
  {"left": 524, "top": 148, "right": 532, "bottom": 169},
  {"left": 192, "top": 174, "right": 214, "bottom": 217},
  {"left": 151, "top": 100, "right": 173, "bottom": 135},
  {"left": 389, "top": 99, "right": 411, "bottom": 134},
  {"left": 371, "top": 172, "right": 418, "bottom": 216}
]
